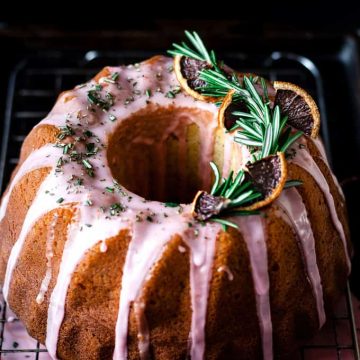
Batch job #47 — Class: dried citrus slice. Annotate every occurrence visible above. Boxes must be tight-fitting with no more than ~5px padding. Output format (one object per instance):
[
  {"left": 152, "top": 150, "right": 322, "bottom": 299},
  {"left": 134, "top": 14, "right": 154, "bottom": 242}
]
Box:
[
  {"left": 191, "top": 191, "right": 230, "bottom": 221},
  {"left": 274, "top": 81, "right": 320, "bottom": 138},
  {"left": 239, "top": 152, "right": 287, "bottom": 211},
  {"left": 218, "top": 90, "right": 247, "bottom": 131},
  {"left": 191, "top": 152, "right": 288, "bottom": 220},
  {"left": 174, "top": 55, "right": 215, "bottom": 102}
]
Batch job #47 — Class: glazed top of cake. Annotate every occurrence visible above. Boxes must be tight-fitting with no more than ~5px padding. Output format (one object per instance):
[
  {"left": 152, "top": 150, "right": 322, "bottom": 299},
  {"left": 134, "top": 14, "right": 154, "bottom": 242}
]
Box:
[{"left": 0, "top": 56, "right": 351, "bottom": 360}]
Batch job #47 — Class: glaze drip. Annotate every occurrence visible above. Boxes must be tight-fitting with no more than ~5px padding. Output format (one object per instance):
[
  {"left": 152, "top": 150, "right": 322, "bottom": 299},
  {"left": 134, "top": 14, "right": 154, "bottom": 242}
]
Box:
[
  {"left": 184, "top": 223, "right": 218, "bottom": 360},
  {"left": 291, "top": 141, "right": 351, "bottom": 272},
  {"left": 276, "top": 188, "right": 326, "bottom": 327},
  {"left": 232, "top": 215, "right": 273, "bottom": 360},
  {"left": 114, "top": 215, "right": 189, "bottom": 360}
]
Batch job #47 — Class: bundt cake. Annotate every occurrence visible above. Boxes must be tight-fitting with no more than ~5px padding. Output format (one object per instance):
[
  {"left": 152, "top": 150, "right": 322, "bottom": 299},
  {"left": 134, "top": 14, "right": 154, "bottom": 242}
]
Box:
[{"left": 0, "top": 31, "right": 352, "bottom": 360}]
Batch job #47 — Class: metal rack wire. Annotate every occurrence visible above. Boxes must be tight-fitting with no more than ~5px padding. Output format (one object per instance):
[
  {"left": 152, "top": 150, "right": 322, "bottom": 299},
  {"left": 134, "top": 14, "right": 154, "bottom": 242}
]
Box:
[{"left": 0, "top": 50, "right": 358, "bottom": 359}]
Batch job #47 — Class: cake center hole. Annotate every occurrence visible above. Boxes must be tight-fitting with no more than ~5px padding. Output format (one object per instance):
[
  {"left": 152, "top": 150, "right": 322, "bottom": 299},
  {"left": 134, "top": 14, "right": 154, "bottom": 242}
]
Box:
[{"left": 107, "top": 105, "right": 218, "bottom": 203}]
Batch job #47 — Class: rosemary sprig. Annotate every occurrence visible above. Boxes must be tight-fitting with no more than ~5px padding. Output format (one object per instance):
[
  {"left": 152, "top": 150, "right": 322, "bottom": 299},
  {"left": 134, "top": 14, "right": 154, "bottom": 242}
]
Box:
[
  {"left": 168, "top": 30, "right": 218, "bottom": 68},
  {"left": 199, "top": 71, "right": 303, "bottom": 159},
  {"left": 169, "top": 31, "right": 305, "bottom": 229},
  {"left": 170, "top": 31, "right": 303, "bottom": 160},
  {"left": 207, "top": 162, "right": 261, "bottom": 229},
  {"left": 208, "top": 162, "right": 303, "bottom": 230}
]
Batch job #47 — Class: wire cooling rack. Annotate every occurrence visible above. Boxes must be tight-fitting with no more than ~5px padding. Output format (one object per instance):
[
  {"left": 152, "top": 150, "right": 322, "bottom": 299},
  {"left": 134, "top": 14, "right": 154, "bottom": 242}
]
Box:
[{"left": 0, "top": 50, "right": 359, "bottom": 359}]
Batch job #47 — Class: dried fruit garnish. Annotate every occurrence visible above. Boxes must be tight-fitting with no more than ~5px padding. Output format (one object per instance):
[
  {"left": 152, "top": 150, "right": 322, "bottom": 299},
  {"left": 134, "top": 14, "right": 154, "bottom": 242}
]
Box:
[
  {"left": 191, "top": 153, "right": 287, "bottom": 222},
  {"left": 173, "top": 55, "right": 214, "bottom": 102},
  {"left": 274, "top": 81, "right": 320, "bottom": 138},
  {"left": 218, "top": 90, "right": 246, "bottom": 131},
  {"left": 240, "top": 152, "right": 287, "bottom": 210},
  {"left": 191, "top": 191, "right": 229, "bottom": 221}
]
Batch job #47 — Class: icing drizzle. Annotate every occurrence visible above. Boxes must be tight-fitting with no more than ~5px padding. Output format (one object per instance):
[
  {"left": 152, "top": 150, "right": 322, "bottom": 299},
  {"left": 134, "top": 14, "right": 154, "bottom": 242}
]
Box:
[
  {"left": 232, "top": 215, "right": 273, "bottom": 360},
  {"left": 290, "top": 140, "right": 351, "bottom": 273},
  {"left": 276, "top": 188, "right": 326, "bottom": 327}
]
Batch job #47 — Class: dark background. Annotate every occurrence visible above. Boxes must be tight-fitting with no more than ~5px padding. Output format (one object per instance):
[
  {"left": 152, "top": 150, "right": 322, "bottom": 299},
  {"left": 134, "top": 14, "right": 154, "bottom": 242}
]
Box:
[{"left": 0, "top": 5, "right": 360, "bottom": 295}]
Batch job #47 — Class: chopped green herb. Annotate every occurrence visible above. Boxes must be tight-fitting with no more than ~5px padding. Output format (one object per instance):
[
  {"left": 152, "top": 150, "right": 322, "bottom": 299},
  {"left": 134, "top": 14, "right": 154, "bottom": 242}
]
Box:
[
  {"left": 111, "top": 72, "right": 119, "bottom": 81},
  {"left": 124, "top": 96, "right": 134, "bottom": 105},
  {"left": 102, "top": 78, "right": 115, "bottom": 84},
  {"left": 109, "top": 203, "right": 124, "bottom": 216},
  {"left": 164, "top": 202, "right": 179, "bottom": 208},
  {"left": 57, "top": 125, "right": 74, "bottom": 140},
  {"left": 86, "top": 143, "right": 98, "bottom": 156},
  {"left": 83, "top": 130, "right": 93, "bottom": 137},
  {"left": 63, "top": 143, "right": 73, "bottom": 154},
  {"left": 57, "top": 157, "right": 63, "bottom": 167},
  {"left": 108, "top": 114, "right": 117, "bottom": 122},
  {"left": 113, "top": 179, "right": 127, "bottom": 196},
  {"left": 172, "top": 86, "right": 181, "bottom": 94},
  {"left": 75, "top": 177, "right": 83, "bottom": 186},
  {"left": 165, "top": 91, "right": 175, "bottom": 98},
  {"left": 57, "top": 197, "right": 64, "bottom": 204},
  {"left": 87, "top": 89, "right": 114, "bottom": 111},
  {"left": 82, "top": 159, "right": 92, "bottom": 169}
]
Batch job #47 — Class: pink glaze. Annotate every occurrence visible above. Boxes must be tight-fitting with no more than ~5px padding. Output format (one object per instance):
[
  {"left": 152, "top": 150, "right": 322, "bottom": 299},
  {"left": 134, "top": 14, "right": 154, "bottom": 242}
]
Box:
[
  {"left": 113, "top": 211, "right": 189, "bottom": 360},
  {"left": 290, "top": 141, "right": 351, "bottom": 273},
  {"left": 276, "top": 188, "right": 326, "bottom": 328},
  {"left": 233, "top": 215, "right": 273, "bottom": 360},
  {"left": 183, "top": 222, "right": 218, "bottom": 360},
  {"left": 3, "top": 145, "right": 68, "bottom": 301}
]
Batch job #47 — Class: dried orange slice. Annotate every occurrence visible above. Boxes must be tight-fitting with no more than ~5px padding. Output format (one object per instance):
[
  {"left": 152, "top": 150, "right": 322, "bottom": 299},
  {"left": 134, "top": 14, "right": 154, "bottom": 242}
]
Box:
[
  {"left": 191, "top": 190, "right": 230, "bottom": 221},
  {"left": 274, "top": 81, "right": 320, "bottom": 138},
  {"left": 239, "top": 152, "right": 287, "bottom": 211},
  {"left": 173, "top": 55, "right": 216, "bottom": 102},
  {"left": 218, "top": 90, "right": 247, "bottom": 131},
  {"left": 191, "top": 152, "right": 288, "bottom": 220}
]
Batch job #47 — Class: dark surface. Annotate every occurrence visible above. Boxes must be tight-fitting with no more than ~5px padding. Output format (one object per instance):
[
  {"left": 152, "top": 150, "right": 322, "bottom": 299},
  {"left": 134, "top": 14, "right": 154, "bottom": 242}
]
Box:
[{"left": 0, "top": 19, "right": 359, "bottom": 298}]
